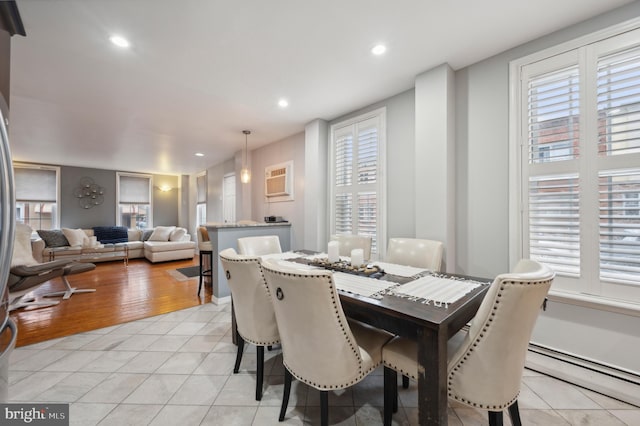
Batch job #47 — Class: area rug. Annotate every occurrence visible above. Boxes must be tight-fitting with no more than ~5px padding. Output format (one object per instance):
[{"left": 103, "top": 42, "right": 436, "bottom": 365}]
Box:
[{"left": 168, "top": 265, "right": 200, "bottom": 281}]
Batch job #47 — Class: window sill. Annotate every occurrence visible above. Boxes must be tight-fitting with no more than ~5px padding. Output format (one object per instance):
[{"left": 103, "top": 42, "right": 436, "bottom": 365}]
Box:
[{"left": 548, "top": 290, "right": 640, "bottom": 318}]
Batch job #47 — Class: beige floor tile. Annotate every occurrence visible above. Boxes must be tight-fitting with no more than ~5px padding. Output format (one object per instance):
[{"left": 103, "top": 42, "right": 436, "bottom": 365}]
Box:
[
  {"left": 148, "top": 404, "right": 209, "bottom": 426},
  {"left": 524, "top": 376, "right": 601, "bottom": 409},
  {"left": 69, "top": 402, "right": 116, "bottom": 426},
  {"left": 201, "top": 405, "right": 258, "bottom": 425},
  {"left": 609, "top": 409, "right": 640, "bottom": 425},
  {"left": 96, "top": 403, "right": 163, "bottom": 426},
  {"left": 556, "top": 409, "right": 627, "bottom": 425}
]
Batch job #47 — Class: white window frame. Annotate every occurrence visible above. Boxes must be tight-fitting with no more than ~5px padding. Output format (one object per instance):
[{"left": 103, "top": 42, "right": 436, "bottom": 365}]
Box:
[
  {"left": 509, "top": 17, "right": 640, "bottom": 314},
  {"left": 329, "top": 107, "right": 387, "bottom": 259},
  {"left": 116, "top": 172, "right": 153, "bottom": 229},
  {"left": 13, "top": 163, "right": 60, "bottom": 230}
]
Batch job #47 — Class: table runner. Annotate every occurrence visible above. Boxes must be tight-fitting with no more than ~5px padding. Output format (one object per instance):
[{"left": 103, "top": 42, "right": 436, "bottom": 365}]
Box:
[
  {"left": 372, "top": 261, "right": 427, "bottom": 279},
  {"left": 387, "top": 275, "right": 484, "bottom": 308}
]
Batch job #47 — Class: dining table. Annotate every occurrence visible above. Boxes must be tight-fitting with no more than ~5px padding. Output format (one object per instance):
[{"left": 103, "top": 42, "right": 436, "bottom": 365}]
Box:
[{"left": 258, "top": 250, "right": 492, "bottom": 426}]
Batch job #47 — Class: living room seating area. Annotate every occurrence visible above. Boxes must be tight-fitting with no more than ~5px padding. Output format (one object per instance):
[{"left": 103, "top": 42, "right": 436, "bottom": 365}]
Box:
[{"left": 32, "top": 225, "right": 195, "bottom": 264}]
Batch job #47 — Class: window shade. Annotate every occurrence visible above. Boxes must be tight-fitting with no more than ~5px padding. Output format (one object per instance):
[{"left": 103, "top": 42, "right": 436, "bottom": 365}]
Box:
[
  {"left": 119, "top": 175, "right": 150, "bottom": 203},
  {"left": 14, "top": 167, "right": 57, "bottom": 202}
]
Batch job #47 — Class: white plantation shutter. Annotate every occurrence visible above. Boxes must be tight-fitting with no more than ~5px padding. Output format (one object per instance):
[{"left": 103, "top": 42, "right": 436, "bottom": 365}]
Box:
[
  {"left": 599, "top": 170, "right": 640, "bottom": 283},
  {"left": 528, "top": 65, "right": 580, "bottom": 163},
  {"left": 518, "top": 28, "right": 640, "bottom": 302},
  {"left": 528, "top": 174, "right": 580, "bottom": 275},
  {"left": 597, "top": 47, "right": 640, "bottom": 156},
  {"left": 330, "top": 109, "right": 386, "bottom": 258}
]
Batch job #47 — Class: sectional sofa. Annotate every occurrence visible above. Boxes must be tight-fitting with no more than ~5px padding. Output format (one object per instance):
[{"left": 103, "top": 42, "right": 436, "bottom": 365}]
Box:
[{"left": 33, "top": 226, "right": 196, "bottom": 264}]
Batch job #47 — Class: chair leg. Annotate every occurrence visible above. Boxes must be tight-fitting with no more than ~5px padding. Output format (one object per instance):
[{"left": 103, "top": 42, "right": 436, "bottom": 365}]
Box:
[
  {"left": 233, "top": 332, "right": 244, "bottom": 374},
  {"left": 320, "top": 390, "right": 329, "bottom": 426},
  {"left": 384, "top": 366, "right": 398, "bottom": 426},
  {"left": 44, "top": 276, "right": 96, "bottom": 300},
  {"left": 508, "top": 400, "right": 522, "bottom": 426},
  {"left": 488, "top": 410, "right": 503, "bottom": 426},
  {"left": 198, "top": 251, "right": 204, "bottom": 296},
  {"left": 402, "top": 374, "right": 409, "bottom": 389},
  {"left": 279, "top": 369, "right": 292, "bottom": 421},
  {"left": 256, "top": 346, "right": 264, "bottom": 401}
]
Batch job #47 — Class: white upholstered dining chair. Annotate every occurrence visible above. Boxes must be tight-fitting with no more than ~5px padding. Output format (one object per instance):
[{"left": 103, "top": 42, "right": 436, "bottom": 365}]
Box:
[
  {"left": 237, "top": 235, "right": 282, "bottom": 256},
  {"left": 330, "top": 234, "right": 372, "bottom": 260},
  {"left": 385, "top": 237, "right": 443, "bottom": 271},
  {"left": 381, "top": 259, "right": 554, "bottom": 426},
  {"left": 261, "top": 258, "right": 393, "bottom": 426},
  {"left": 218, "top": 248, "right": 280, "bottom": 401}
]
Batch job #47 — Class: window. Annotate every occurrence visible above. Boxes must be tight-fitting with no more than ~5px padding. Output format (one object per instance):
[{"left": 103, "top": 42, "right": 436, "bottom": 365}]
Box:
[
  {"left": 513, "top": 27, "right": 640, "bottom": 303},
  {"left": 117, "top": 172, "right": 152, "bottom": 229},
  {"left": 14, "top": 164, "right": 60, "bottom": 230},
  {"left": 329, "top": 108, "right": 386, "bottom": 258},
  {"left": 196, "top": 172, "right": 207, "bottom": 226}
]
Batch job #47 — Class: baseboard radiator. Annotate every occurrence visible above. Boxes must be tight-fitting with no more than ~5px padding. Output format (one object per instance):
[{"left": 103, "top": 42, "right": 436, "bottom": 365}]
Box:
[{"left": 526, "top": 344, "right": 640, "bottom": 407}]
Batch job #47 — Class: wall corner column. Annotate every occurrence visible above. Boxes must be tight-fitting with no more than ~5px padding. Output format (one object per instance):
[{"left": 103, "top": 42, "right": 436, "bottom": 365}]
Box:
[
  {"left": 414, "top": 63, "right": 456, "bottom": 272},
  {"left": 303, "top": 119, "right": 328, "bottom": 252}
]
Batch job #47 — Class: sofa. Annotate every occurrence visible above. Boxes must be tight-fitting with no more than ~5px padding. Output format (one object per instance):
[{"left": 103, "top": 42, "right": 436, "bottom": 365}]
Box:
[{"left": 33, "top": 226, "right": 196, "bottom": 264}]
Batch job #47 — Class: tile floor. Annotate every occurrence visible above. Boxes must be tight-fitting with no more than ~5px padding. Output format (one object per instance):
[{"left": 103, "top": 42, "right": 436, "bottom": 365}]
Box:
[{"left": 8, "top": 302, "right": 640, "bottom": 425}]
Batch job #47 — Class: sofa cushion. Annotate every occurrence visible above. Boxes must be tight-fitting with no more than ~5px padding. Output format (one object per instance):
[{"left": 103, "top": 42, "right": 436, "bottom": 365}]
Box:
[
  {"left": 148, "top": 226, "right": 175, "bottom": 242},
  {"left": 93, "top": 226, "right": 129, "bottom": 244},
  {"left": 62, "top": 228, "right": 89, "bottom": 247},
  {"left": 144, "top": 240, "right": 195, "bottom": 252},
  {"left": 37, "top": 229, "right": 69, "bottom": 248},
  {"left": 169, "top": 227, "right": 187, "bottom": 241}
]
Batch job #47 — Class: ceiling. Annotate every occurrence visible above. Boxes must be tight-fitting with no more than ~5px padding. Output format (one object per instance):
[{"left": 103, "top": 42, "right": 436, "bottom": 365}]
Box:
[{"left": 8, "top": 0, "right": 635, "bottom": 175}]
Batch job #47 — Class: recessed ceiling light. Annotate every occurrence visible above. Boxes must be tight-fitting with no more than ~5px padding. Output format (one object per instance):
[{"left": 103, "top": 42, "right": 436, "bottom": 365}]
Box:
[
  {"left": 278, "top": 99, "right": 289, "bottom": 108},
  {"left": 371, "top": 44, "right": 386, "bottom": 55},
  {"left": 109, "top": 35, "right": 130, "bottom": 48},
  {"left": 195, "top": 152, "right": 204, "bottom": 157}
]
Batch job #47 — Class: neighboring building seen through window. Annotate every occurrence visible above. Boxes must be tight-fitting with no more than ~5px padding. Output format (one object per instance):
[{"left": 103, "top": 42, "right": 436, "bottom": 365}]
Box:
[{"left": 14, "top": 164, "right": 60, "bottom": 230}]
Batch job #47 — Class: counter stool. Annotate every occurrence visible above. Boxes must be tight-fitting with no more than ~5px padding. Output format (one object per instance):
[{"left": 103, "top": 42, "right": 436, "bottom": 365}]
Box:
[{"left": 197, "top": 226, "right": 213, "bottom": 296}]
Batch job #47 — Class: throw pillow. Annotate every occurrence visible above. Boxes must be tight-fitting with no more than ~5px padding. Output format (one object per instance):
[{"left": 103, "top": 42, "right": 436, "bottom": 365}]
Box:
[
  {"left": 93, "top": 226, "right": 129, "bottom": 244},
  {"left": 12, "top": 223, "right": 37, "bottom": 267},
  {"left": 36, "top": 229, "right": 69, "bottom": 248},
  {"left": 169, "top": 227, "right": 187, "bottom": 241},
  {"left": 141, "top": 229, "right": 154, "bottom": 241},
  {"left": 148, "top": 226, "right": 175, "bottom": 242},
  {"left": 62, "top": 228, "right": 88, "bottom": 247}
]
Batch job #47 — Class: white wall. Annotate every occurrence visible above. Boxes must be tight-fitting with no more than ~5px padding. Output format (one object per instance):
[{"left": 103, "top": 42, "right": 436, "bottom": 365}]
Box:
[{"left": 249, "top": 132, "right": 305, "bottom": 250}]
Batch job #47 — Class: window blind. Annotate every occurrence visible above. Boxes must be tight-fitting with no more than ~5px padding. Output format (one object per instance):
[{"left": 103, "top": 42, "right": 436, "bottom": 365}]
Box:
[
  {"left": 119, "top": 175, "right": 150, "bottom": 203},
  {"left": 14, "top": 167, "right": 57, "bottom": 202}
]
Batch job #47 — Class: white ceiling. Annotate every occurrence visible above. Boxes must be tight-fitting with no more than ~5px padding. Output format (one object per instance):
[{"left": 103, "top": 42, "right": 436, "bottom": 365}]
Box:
[{"left": 8, "top": 0, "right": 635, "bottom": 175}]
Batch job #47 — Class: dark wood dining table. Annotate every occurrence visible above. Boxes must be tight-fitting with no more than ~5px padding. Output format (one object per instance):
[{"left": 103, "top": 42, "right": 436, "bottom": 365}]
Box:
[
  {"left": 292, "top": 253, "right": 491, "bottom": 426},
  {"left": 230, "top": 252, "right": 490, "bottom": 425}
]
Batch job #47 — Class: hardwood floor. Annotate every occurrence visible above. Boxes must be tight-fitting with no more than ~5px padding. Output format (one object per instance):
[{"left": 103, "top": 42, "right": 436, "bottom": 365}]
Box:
[{"left": 9, "top": 257, "right": 213, "bottom": 348}]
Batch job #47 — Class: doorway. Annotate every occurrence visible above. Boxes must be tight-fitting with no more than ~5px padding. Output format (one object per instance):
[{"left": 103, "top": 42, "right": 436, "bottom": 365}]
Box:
[{"left": 223, "top": 174, "right": 236, "bottom": 223}]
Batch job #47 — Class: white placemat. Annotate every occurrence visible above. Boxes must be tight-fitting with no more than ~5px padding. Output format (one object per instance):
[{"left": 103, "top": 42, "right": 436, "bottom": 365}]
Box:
[
  {"left": 273, "top": 260, "right": 321, "bottom": 271},
  {"left": 373, "top": 262, "right": 428, "bottom": 279},
  {"left": 388, "top": 275, "right": 484, "bottom": 308},
  {"left": 333, "top": 272, "right": 394, "bottom": 298}
]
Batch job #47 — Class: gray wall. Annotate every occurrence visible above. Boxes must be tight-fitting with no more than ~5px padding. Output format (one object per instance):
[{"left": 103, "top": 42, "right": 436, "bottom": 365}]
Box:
[
  {"left": 454, "top": 2, "right": 640, "bottom": 374},
  {"left": 59, "top": 165, "right": 181, "bottom": 229}
]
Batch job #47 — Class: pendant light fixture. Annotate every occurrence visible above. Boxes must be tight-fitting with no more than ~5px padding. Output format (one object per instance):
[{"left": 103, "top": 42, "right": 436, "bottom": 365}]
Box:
[{"left": 240, "top": 130, "right": 251, "bottom": 184}]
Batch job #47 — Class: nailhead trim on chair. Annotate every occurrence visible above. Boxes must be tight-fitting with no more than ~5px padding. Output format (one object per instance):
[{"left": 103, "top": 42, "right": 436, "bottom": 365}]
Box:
[
  {"left": 447, "top": 278, "right": 554, "bottom": 410},
  {"left": 268, "top": 268, "right": 377, "bottom": 390},
  {"left": 219, "top": 254, "right": 281, "bottom": 346}
]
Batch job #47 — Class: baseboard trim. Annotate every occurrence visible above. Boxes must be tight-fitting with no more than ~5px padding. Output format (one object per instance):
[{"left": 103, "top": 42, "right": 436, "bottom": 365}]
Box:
[
  {"left": 211, "top": 295, "right": 231, "bottom": 305},
  {"left": 526, "top": 344, "right": 640, "bottom": 407}
]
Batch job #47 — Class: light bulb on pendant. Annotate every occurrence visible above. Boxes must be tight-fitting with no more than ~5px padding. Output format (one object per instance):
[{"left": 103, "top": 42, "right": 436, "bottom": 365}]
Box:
[{"left": 241, "top": 130, "right": 251, "bottom": 184}]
